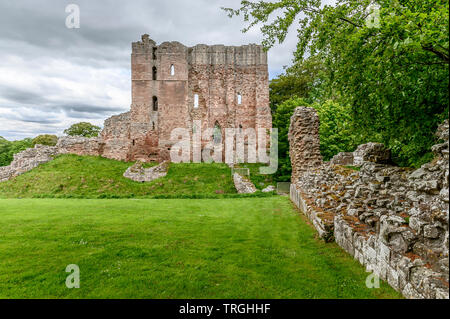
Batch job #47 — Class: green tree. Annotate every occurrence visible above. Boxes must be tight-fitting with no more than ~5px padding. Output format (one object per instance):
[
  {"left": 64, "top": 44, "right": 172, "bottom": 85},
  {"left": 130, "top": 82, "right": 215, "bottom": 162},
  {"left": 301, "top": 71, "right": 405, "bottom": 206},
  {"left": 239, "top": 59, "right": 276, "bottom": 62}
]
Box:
[
  {"left": 32, "top": 134, "right": 58, "bottom": 147},
  {"left": 64, "top": 122, "right": 101, "bottom": 138},
  {"left": 224, "top": 0, "right": 449, "bottom": 167},
  {"left": 314, "top": 100, "right": 359, "bottom": 160},
  {"left": 270, "top": 56, "right": 324, "bottom": 112}
]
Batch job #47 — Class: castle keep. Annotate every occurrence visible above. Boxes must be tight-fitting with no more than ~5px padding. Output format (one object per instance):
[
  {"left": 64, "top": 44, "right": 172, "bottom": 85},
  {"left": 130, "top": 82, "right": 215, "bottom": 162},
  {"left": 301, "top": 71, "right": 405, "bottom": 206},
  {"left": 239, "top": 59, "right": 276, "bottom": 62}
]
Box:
[{"left": 100, "top": 34, "right": 272, "bottom": 162}]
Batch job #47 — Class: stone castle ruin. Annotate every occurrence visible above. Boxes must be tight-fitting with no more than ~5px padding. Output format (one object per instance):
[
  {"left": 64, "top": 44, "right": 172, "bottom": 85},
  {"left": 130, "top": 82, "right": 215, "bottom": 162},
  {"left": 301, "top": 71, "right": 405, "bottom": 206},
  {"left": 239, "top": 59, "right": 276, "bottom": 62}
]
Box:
[
  {"left": 1, "top": 34, "right": 272, "bottom": 181},
  {"left": 59, "top": 34, "right": 272, "bottom": 163}
]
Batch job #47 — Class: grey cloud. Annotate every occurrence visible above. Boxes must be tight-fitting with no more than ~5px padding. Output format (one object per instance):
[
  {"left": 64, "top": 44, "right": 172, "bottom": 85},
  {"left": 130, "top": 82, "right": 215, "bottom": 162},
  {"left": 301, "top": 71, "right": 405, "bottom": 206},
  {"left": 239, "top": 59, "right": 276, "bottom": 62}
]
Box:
[
  {"left": 60, "top": 104, "right": 125, "bottom": 114},
  {"left": 0, "top": 87, "right": 48, "bottom": 106},
  {"left": 0, "top": 0, "right": 299, "bottom": 140}
]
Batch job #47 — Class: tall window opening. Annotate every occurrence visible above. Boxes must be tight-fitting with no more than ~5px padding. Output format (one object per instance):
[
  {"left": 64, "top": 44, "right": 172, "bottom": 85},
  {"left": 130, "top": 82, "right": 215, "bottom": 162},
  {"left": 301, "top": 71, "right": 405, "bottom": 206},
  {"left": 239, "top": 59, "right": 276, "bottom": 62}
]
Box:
[
  {"left": 213, "top": 122, "right": 222, "bottom": 144},
  {"left": 194, "top": 94, "right": 199, "bottom": 108},
  {"left": 152, "top": 96, "right": 158, "bottom": 111},
  {"left": 152, "top": 47, "right": 157, "bottom": 60},
  {"left": 237, "top": 93, "right": 242, "bottom": 105},
  {"left": 170, "top": 64, "right": 175, "bottom": 76},
  {"left": 152, "top": 66, "right": 157, "bottom": 80}
]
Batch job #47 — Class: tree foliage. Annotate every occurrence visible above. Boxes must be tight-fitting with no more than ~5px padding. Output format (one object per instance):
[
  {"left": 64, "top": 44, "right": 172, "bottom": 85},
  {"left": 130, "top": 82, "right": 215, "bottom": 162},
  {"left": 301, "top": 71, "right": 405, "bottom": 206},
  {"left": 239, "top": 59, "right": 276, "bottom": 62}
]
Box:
[
  {"left": 272, "top": 98, "right": 301, "bottom": 181},
  {"left": 32, "top": 134, "right": 58, "bottom": 147},
  {"left": 225, "top": 0, "right": 449, "bottom": 167},
  {"left": 314, "top": 100, "right": 359, "bottom": 160},
  {"left": 269, "top": 56, "right": 324, "bottom": 112},
  {"left": 64, "top": 122, "right": 101, "bottom": 138}
]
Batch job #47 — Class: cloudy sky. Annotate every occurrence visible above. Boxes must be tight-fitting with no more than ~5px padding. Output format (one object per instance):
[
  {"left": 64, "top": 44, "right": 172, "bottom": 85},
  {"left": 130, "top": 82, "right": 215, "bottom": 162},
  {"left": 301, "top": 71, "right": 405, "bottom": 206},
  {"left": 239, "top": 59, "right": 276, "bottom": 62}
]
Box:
[{"left": 0, "top": 0, "right": 300, "bottom": 140}]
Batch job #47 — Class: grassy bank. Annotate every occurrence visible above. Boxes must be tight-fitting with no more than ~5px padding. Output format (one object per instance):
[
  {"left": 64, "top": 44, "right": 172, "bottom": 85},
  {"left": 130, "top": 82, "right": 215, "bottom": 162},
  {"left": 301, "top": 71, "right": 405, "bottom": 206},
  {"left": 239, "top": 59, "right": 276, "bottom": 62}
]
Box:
[{"left": 0, "top": 154, "right": 239, "bottom": 198}]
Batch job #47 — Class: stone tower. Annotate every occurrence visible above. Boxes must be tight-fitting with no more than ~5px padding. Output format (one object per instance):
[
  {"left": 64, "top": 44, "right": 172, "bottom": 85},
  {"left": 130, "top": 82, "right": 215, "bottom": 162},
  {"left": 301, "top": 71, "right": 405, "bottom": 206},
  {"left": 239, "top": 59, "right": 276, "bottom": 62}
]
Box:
[{"left": 100, "top": 34, "right": 272, "bottom": 162}]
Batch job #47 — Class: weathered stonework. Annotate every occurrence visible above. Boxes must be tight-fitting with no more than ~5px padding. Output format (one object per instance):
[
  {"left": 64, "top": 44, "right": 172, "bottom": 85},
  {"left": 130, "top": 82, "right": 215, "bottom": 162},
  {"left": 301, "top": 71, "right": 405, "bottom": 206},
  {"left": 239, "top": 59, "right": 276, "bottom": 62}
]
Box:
[
  {"left": 0, "top": 144, "right": 58, "bottom": 182},
  {"left": 233, "top": 172, "right": 257, "bottom": 194},
  {"left": 288, "top": 107, "right": 323, "bottom": 181},
  {"left": 353, "top": 142, "right": 391, "bottom": 166},
  {"left": 262, "top": 185, "right": 276, "bottom": 192},
  {"left": 123, "top": 161, "right": 169, "bottom": 182},
  {"left": 57, "top": 136, "right": 104, "bottom": 156},
  {"left": 84, "top": 34, "right": 271, "bottom": 163},
  {"left": 330, "top": 152, "right": 354, "bottom": 166},
  {"left": 289, "top": 106, "right": 449, "bottom": 299}
]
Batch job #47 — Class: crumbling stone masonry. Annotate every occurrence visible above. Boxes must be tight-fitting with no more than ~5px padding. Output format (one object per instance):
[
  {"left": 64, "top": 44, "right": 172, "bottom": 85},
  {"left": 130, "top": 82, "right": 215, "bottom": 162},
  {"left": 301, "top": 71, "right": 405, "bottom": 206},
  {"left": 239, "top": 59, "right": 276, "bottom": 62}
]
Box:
[
  {"left": 233, "top": 172, "right": 257, "bottom": 194},
  {"left": 288, "top": 107, "right": 323, "bottom": 181},
  {"left": 61, "top": 34, "right": 272, "bottom": 162},
  {"left": 123, "top": 161, "right": 169, "bottom": 183},
  {"left": 0, "top": 144, "right": 58, "bottom": 182},
  {"left": 289, "top": 106, "right": 449, "bottom": 299}
]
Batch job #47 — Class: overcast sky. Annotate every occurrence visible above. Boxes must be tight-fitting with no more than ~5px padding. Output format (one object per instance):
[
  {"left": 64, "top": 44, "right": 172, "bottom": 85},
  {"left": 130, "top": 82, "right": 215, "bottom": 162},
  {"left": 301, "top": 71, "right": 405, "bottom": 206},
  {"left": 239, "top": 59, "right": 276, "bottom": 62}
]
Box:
[{"left": 0, "top": 0, "right": 300, "bottom": 140}]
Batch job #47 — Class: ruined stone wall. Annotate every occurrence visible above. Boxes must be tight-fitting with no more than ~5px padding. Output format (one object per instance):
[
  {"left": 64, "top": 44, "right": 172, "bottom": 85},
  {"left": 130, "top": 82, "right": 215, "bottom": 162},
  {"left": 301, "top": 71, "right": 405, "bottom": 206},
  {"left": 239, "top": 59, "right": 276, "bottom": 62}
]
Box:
[
  {"left": 0, "top": 145, "right": 58, "bottom": 182},
  {"left": 100, "top": 34, "right": 272, "bottom": 163},
  {"left": 289, "top": 106, "right": 449, "bottom": 299},
  {"left": 186, "top": 43, "right": 271, "bottom": 162},
  {"left": 100, "top": 112, "right": 133, "bottom": 161},
  {"left": 288, "top": 107, "right": 323, "bottom": 181},
  {"left": 57, "top": 136, "right": 104, "bottom": 157}
]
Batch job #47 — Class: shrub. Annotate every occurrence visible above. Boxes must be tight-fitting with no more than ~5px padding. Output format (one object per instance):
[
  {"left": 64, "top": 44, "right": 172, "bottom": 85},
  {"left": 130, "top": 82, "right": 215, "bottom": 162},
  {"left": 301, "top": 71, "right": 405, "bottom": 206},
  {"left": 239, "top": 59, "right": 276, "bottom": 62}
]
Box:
[{"left": 32, "top": 134, "right": 58, "bottom": 147}]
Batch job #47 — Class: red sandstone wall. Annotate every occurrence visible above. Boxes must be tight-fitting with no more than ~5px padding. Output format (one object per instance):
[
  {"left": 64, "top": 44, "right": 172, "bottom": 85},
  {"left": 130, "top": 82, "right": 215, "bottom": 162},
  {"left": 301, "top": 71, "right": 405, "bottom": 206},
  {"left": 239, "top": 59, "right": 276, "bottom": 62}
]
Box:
[{"left": 101, "top": 34, "right": 272, "bottom": 163}]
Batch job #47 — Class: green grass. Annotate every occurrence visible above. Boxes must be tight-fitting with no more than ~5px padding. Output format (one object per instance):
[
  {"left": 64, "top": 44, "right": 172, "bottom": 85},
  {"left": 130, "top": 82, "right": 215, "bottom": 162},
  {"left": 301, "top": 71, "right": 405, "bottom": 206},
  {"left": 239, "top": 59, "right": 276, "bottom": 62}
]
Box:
[
  {"left": 0, "top": 197, "right": 402, "bottom": 299},
  {"left": 0, "top": 154, "right": 239, "bottom": 198}
]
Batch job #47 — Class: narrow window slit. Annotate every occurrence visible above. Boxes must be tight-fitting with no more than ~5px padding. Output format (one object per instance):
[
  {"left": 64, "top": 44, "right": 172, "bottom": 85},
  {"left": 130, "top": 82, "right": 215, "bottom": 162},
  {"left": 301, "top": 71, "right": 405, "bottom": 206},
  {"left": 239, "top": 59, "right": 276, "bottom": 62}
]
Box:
[
  {"left": 152, "top": 96, "right": 158, "bottom": 111},
  {"left": 194, "top": 94, "right": 199, "bottom": 108}
]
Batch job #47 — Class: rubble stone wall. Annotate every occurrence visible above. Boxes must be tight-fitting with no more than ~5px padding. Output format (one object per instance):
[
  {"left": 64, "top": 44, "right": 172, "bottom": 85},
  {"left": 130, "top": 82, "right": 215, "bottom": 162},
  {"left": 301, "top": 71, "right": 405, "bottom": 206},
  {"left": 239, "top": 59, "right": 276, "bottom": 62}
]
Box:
[
  {"left": 123, "top": 161, "right": 169, "bottom": 182},
  {"left": 0, "top": 145, "right": 59, "bottom": 182},
  {"left": 233, "top": 172, "right": 257, "bottom": 194},
  {"left": 289, "top": 106, "right": 449, "bottom": 299},
  {"left": 56, "top": 136, "right": 104, "bottom": 157}
]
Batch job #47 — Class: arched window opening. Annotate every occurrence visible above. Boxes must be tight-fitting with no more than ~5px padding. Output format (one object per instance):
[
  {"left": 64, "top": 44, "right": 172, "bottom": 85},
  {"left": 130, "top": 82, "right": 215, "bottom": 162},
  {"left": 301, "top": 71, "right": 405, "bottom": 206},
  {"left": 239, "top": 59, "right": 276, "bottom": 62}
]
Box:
[
  {"left": 239, "top": 124, "right": 243, "bottom": 133},
  {"left": 152, "top": 66, "right": 157, "bottom": 80},
  {"left": 170, "top": 64, "right": 175, "bottom": 76},
  {"left": 132, "top": 139, "right": 135, "bottom": 146},
  {"left": 194, "top": 94, "right": 199, "bottom": 108},
  {"left": 152, "top": 122, "right": 155, "bottom": 130},
  {"left": 213, "top": 122, "right": 222, "bottom": 144},
  {"left": 152, "top": 96, "right": 158, "bottom": 111},
  {"left": 237, "top": 93, "right": 242, "bottom": 105},
  {"left": 152, "top": 47, "right": 157, "bottom": 60}
]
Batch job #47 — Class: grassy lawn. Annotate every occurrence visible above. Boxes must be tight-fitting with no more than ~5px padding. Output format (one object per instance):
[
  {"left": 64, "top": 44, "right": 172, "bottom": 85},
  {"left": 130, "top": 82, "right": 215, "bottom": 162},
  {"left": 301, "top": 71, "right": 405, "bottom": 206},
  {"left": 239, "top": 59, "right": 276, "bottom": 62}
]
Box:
[
  {"left": 0, "top": 197, "right": 401, "bottom": 299},
  {"left": 0, "top": 154, "right": 238, "bottom": 198}
]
